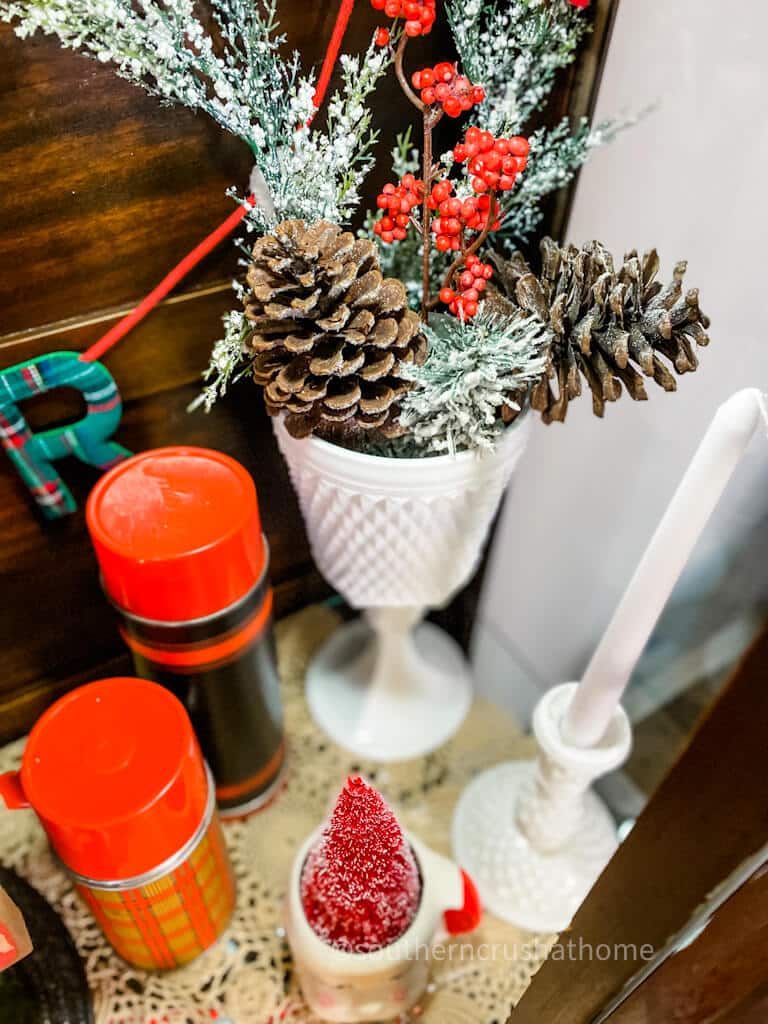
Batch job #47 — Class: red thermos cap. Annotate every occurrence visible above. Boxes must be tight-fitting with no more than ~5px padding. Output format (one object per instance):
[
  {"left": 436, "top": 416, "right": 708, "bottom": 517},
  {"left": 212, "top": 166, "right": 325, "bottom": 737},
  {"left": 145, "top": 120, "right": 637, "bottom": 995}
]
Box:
[
  {"left": 20, "top": 678, "right": 209, "bottom": 882},
  {"left": 86, "top": 447, "right": 265, "bottom": 622}
]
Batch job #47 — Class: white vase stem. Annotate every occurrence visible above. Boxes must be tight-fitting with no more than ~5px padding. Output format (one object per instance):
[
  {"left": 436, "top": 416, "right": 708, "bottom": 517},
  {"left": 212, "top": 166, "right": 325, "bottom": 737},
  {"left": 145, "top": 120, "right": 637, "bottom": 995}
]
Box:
[{"left": 365, "top": 606, "right": 424, "bottom": 696}]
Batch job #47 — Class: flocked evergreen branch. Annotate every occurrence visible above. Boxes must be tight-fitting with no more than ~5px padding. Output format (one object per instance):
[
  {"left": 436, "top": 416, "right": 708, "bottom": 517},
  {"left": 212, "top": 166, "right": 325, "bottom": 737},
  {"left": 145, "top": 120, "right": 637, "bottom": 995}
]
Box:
[
  {"left": 398, "top": 310, "right": 550, "bottom": 455},
  {"left": 446, "top": 0, "right": 640, "bottom": 252},
  {"left": 194, "top": 303, "right": 254, "bottom": 412},
  {"left": 447, "top": 0, "right": 586, "bottom": 135},
  {"left": 1, "top": 0, "right": 390, "bottom": 227},
  {"left": 254, "top": 38, "right": 390, "bottom": 230},
  {"left": 3, "top": 0, "right": 291, "bottom": 152},
  {"left": 497, "top": 114, "right": 638, "bottom": 248}
]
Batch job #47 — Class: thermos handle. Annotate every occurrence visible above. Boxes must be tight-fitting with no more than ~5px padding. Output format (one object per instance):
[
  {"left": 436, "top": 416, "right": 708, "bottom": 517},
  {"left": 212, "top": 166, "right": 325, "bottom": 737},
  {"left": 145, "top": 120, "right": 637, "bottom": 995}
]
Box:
[{"left": 0, "top": 772, "right": 30, "bottom": 810}]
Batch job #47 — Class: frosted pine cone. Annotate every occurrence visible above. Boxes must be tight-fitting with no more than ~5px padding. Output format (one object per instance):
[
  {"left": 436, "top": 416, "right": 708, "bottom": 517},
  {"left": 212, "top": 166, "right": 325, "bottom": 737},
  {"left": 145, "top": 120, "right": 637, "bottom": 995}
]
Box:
[
  {"left": 244, "top": 220, "right": 426, "bottom": 439},
  {"left": 490, "top": 239, "right": 711, "bottom": 423}
]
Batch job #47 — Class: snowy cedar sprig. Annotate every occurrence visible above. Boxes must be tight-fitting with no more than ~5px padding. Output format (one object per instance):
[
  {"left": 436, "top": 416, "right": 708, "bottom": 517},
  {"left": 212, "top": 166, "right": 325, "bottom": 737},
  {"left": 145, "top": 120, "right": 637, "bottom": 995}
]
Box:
[
  {"left": 398, "top": 310, "right": 550, "bottom": 454},
  {"left": 445, "top": 0, "right": 636, "bottom": 251},
  {"left": 242, "top": 36, "right": 390, "bottom": 230},
  {"left": 0, "top": 0, "right": 390, "bottom": 228},
  {"left": 196, "top": 303, "right": 253, "bottom": 413},
  {"left": 3, "top": 0, "right": 295, "bottom": 154},
  {"left": 497, "top": 115, "right": 637, "bottom": 247},
  {"left": 447, "top": 0, "right": 588, "bottom": 135}
]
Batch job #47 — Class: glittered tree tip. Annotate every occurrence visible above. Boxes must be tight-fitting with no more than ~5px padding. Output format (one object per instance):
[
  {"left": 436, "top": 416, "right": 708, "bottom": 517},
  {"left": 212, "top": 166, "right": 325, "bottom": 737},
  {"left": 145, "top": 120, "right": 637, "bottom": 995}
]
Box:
[{"left": 300, "top": 776, "right": 421, "bottom": 953}]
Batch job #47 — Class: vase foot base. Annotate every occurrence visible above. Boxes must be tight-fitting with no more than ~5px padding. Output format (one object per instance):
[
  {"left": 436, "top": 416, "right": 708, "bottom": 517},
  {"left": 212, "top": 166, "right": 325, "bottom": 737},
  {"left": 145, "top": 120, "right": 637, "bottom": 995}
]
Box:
[
  {"left": 306, "top": 618, "right": 473, "bottom": 763},
  {"left": 452, "top": 762, "right": 619, "bottom": 933}
]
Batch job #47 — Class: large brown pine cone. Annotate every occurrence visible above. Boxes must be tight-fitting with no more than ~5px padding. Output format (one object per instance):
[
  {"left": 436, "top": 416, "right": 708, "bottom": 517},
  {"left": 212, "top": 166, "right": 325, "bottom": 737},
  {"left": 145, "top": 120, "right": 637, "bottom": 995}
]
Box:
[
  {"left": 244, "top": 219, "right": 426, "bottom": 439},
  {"left": 490, "top": 238, "right": 711, "bottom": 423}
]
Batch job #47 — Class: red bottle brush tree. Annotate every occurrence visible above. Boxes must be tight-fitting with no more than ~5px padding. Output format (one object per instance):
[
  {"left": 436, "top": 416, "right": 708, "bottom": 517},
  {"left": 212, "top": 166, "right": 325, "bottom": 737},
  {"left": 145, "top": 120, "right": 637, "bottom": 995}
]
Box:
[
  {"left": 370, "top": 3, "right": 530, "bottom": 321},
  {"left": 301, "top": 776, "right": 421, "bottom": 953}
]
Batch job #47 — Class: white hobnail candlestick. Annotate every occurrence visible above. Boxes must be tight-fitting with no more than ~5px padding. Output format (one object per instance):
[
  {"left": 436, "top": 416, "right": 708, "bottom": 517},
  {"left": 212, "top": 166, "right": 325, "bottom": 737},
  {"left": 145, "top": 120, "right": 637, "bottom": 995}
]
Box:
[
  {"left": 275, "top": 415, "right": 531, "bottom": 762},
  {"left": 452, "top": 684, "right": 632, "bottom": 933}
]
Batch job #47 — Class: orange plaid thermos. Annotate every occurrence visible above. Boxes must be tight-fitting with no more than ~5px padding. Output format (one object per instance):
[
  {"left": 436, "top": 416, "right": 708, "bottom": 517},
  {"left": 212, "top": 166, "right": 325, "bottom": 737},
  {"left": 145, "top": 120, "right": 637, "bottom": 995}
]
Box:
[{"left": 0, "top": 678, "right": 235, "bottom": 971}]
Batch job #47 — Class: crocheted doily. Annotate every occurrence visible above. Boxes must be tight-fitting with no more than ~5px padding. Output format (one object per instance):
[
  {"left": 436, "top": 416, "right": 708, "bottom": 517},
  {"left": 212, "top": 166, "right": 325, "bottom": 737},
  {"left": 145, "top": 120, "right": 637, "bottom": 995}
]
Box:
[{"left": 0, "top": 605, "right": 551, "bottom": 1024}]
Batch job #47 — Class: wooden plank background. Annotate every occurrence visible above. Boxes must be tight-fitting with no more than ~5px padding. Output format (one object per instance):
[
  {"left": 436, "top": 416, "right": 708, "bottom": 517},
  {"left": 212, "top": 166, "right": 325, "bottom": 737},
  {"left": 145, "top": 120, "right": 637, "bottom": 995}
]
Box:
[{"left": 0, "top": 1, "right": 617, "bottom": 742}]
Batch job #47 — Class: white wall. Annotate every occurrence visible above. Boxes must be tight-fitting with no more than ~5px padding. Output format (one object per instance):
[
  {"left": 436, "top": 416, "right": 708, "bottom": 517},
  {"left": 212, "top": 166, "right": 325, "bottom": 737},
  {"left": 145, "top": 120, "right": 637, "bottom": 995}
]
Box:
[{"left": 473, "top": 0, "right": 768, "bottom": 725}]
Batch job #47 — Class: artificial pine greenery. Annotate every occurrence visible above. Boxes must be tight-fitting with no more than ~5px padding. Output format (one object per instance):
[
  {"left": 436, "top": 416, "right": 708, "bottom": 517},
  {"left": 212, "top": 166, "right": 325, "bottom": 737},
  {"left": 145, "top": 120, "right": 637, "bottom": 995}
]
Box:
[
  {"left": 447, "top": 0, "right": 588, "bottom": 134},
  {"left": 398, "top": 310, "right": 549, "bottom": 454},
  {"left": 1, "top": 0, "right": 390, "bottom": 231},
  {"left": 5, "top": 0, "right": 697, "bottom": 457},
  {"left": 445, "top": 0, "right": 636, "bottom": 250}
]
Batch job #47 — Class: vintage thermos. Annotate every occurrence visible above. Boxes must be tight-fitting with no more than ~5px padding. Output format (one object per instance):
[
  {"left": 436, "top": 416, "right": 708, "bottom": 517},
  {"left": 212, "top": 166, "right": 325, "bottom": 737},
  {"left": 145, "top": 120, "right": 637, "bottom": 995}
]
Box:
[
  {"left": 86, "top": 446, "right": 285, "bottom": 817},
  {"left": 0, "top": 678, "right": 235, "bottom": 970}
]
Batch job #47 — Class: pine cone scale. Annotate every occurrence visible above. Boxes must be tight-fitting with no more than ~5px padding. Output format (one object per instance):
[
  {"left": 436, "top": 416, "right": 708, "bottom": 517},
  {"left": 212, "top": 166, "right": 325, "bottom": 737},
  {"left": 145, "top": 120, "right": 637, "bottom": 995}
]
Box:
[
  {"left": 275, "top": 356, "right": 311, "bottom": 393},
  {"left": 359, "top": 352, "right": 396, "bottom": 380},
  {"left": 368, "top": 319, "right": 399, "bottom": 348}
]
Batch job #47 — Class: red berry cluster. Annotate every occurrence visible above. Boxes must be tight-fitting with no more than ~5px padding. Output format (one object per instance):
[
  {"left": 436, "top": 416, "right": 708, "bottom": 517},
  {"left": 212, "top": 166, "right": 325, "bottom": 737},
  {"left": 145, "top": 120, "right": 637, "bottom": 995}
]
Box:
[
  {"left": 370, "top": 0, "right": 436, "bottom": 37},
  {"left": 453, "top": 127, "right": 530, "bottom": 195},
  {"left": 440, "top": 255, "right": 494, "bottom": 319},
  {"left": 410, "top": 63, "right": 486, "bottom": 119},
  {"left": 373, "top": 174, "right": 424, "bottom": 244},
  {"left": 428, "top": 180, "right": 500, "bottom": 253}
]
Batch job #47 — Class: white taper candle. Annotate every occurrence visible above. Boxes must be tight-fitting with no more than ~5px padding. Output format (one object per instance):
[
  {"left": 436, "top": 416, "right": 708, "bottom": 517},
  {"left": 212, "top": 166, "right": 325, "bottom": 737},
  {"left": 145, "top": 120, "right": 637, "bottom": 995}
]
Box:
[{"left": 563, "top": 388, "right": 766, "bottom": 749}]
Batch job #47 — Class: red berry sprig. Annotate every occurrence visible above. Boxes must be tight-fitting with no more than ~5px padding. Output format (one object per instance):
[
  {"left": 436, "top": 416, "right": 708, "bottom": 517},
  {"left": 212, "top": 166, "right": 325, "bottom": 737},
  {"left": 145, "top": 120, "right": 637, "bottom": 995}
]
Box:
[
  {"left": 370, "top": 0, "right": 436, "bottom": 37},
  {"left": 439, "top": 255, "right": 493, "bottom": 320},
  {"left": 367, "top": 0, "right": 532, "bottom": 323},
  {"left": 428, "top": 180, "right": 460, "bottom": 252},
  {"left": 411, "top": 63, "right": 486, "bottom": 119},
  {"left": 373, "top": 174, "right": 425, "bottom": 244},
  {"left": 453, "top": 127, "right": 530, "bottom": 195},
  {"left": 428, "top": 181, "right": 500, "bottom": 253}
]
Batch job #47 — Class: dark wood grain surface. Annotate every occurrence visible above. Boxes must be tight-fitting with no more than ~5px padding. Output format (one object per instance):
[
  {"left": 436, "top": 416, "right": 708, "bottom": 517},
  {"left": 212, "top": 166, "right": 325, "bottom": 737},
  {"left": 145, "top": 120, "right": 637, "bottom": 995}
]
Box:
[
  {"left": 607, "top": 861, "right": 768, "bottom": 1024},
  {"left": 0, "top": 1, "right": 617, "bottom": 741}
]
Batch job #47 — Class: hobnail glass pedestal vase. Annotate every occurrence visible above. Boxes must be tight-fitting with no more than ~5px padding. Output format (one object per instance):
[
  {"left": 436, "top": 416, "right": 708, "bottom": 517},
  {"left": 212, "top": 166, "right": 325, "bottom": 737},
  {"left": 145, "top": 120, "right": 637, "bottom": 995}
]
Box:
[{"left": 274, "top": 415, "right": 531, "bottom": 762}]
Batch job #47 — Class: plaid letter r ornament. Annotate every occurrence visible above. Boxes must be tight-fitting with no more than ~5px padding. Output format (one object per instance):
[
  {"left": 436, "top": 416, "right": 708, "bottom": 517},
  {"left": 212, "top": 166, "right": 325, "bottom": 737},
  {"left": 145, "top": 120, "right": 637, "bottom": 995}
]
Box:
[{"left": 0, "top": 351, "right": 130, "bottom": 519}]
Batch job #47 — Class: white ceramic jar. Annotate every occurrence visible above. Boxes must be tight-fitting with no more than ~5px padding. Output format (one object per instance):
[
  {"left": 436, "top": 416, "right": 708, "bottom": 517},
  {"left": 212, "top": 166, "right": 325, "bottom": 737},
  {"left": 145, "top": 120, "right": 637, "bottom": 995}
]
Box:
[{"left": 285, "top": 829, "right": 470, "bottom": 1022}]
